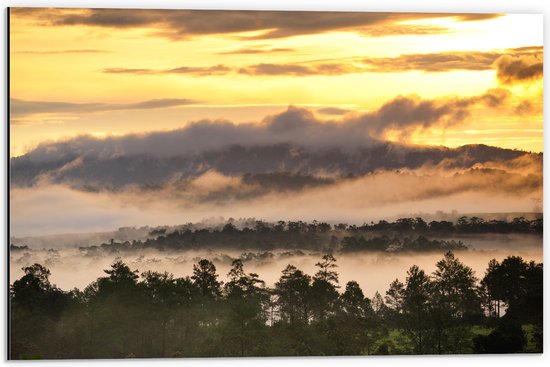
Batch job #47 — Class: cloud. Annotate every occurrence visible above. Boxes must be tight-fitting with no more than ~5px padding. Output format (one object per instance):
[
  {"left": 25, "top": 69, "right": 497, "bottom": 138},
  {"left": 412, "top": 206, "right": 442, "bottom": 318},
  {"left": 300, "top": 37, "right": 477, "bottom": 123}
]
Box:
[
  {"left": 361, "top": 47, "right": 542, "bottom": 74},
  {"left": 514, "top": 100, "right": 542, "bottom": 116},
  {"left": 466, "top": 87, "right": 511, "bottom": 107},
  {"left": 493, "top": 54, "right": 543, "bottom": 85},
  {"left": 103, "top": 65, "right": 232, "bottom": 76},
  {"left": 166, "top": 64, "right": 232, "bottom": 76},
  {"left": 316, "top": 107, "right": 351, "bottom": 116},
  {"left": 11, "top": 138, "right": 538, "bottom": 192},
  {"left": 11, "top": 88, "right": 512, "bottom": 162},
  {"left": 11, "top": 8, "right": 501, "bottom": 40},
  {"left": 10, "top": 98, "right": 198, "bottom": 118},
  {"left": 218, "top": 46, "right": 296, "bottom": 55},
  {"left": 353, "top": 88, "right": 510, "bottom": 137},
  {"left": 102, "top": 68, "right": 155, "bottom": 75},
  {"left": 102, "top": 47, "right": 543, "bottom": 79},
  {"left": 104, "top": 62, "right": 362, "bottom": 77},
  {"left": 508, "top": 46, "right": 543, "bottom": 53},
  {"left": 10, "top": 166, "right": 541, "bottom": 238},
  {"left": 359, "top": 24, "right": 448, "bottom": 37},
  {"left": 10, "top": 86, "right": 533, "bottom": 195},
  {"left": 16, "top": 49, "right": 110, "bottom": 54},
  {"left": 362, "top": 51, "right": 500, "bottom": 72},
  {"left": 237, "top": 63, "right": 314, "bottom": 76},
  {"left": 238, "top": 62, "right": 364, "bottom": 76}
]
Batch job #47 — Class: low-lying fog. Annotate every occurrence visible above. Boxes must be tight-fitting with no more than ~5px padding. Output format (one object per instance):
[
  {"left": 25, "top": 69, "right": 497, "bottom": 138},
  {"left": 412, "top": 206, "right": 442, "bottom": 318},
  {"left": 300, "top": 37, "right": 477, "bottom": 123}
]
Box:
[{"left": 10, "top": 233, "right": 542, "bottom": 298}]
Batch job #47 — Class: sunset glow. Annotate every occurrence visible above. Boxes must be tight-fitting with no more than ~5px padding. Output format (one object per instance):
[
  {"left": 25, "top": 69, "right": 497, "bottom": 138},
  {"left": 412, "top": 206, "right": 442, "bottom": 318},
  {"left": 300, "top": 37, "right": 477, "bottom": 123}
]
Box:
[{"left": 10, "top": 9, "right": 543, "bottom": 156}]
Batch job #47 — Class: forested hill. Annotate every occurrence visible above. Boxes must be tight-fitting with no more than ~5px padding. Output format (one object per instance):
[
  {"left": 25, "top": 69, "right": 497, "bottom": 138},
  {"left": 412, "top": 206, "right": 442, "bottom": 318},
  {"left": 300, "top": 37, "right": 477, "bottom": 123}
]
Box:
[
  {"left": 58, "top": 216, "right": 543, "bottom": 254},
  {"left": 10, "top": 142, "right": 540, "bottom": 190}
]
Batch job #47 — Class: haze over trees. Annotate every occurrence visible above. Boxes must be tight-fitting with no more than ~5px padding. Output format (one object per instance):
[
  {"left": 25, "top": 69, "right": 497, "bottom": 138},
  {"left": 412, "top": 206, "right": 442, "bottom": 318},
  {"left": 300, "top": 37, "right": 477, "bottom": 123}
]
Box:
[
  {"left": 57, "top": 216, "right": 543, "bottom": 256},
  {"left": 9, "top": 252, "right": 542, "bottom": 359}
]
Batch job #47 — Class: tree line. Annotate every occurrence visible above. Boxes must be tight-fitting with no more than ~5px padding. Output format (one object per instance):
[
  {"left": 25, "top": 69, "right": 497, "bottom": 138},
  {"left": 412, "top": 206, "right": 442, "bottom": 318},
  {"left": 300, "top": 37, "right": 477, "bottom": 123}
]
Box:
[
  {"left": 10, "top": 252, "right": 542, "bottom": 359},
  {"left": 69, "top": 216, "right": 541, "bottom": 254}
]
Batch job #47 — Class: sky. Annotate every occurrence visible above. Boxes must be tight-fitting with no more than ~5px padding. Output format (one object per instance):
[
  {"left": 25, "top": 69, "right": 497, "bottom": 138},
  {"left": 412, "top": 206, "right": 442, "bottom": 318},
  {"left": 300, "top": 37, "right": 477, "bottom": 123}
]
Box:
[
  {"left": 10, "top": 9, "right": 543, "bottom": 156},
  {"left": 8, "top": 8, "right": 544, "bottom": 237}
]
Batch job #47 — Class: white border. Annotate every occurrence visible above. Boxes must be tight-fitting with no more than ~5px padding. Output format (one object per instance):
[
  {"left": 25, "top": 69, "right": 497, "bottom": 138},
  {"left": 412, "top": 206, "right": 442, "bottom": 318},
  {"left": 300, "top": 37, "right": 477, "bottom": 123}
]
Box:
[{"left": 1, "top": 1, "right": 548, "bottom": 366}]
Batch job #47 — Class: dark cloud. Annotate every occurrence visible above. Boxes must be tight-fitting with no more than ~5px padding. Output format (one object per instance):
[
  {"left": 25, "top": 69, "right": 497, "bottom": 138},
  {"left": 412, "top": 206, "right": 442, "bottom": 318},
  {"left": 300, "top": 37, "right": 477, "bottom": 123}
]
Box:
[
  {"left": 494, "top": 54, "right": 543, "bottom": 85},
  {"left": 16, "top": 49, "right": 110, "bottom": 54},
  {"left": 11, "top": 8, "right": 501, "bottom": 40},
  {"left": 316, "top": 107, "right": 351, "bottom": 116},
  {"left": 11, "top": 136, "right": 538, "bottom": 192},
  {"left": 10, "top": 87, "right": 517, "bottom": 188},
  {"left": 10, "top": 98, "right": 197, "bottom": 118}
]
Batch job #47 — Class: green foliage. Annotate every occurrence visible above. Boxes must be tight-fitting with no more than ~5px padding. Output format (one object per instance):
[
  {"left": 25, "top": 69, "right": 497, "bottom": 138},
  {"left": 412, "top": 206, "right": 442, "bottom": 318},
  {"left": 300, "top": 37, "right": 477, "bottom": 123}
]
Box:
[
  {"left": 9, "top": 253, "right": 543, "bottom": 359},
  {"left": 473, "top": 320, "right": 527, "bottom": 353},
  {"left": 481, "top": 256, "right": 543, "bottom": 324}
]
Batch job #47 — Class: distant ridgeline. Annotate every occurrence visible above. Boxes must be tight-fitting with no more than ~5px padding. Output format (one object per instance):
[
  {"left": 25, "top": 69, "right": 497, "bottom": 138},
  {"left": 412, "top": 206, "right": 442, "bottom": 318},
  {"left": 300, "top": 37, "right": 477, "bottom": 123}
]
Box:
[{"left": 71, "top": 216, "right": 542, "bottom": 255}]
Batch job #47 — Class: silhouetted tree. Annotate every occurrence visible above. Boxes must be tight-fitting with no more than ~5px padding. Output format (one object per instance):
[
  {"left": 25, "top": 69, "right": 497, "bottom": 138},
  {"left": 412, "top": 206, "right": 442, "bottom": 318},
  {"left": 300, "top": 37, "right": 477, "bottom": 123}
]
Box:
[
  {"left": 275, "top": 265, "right": 311, "bottom": 324},
  {"left": 192, "top": 259, "right": 222, "bottom": 299},
  {"left": 430, "top": 252, "right": 482, "bottom": 353},
  {"left": 402, "top": 265, "right": 431, "bottom": 353}
]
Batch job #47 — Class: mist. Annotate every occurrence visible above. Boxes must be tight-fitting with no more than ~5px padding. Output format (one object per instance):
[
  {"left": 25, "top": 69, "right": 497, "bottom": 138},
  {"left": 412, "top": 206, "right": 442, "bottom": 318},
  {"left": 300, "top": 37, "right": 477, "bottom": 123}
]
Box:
[
  {"left": 9, "top": 234, "right": 542, "bottom": 298},
  {"left": 10, "top": 165, "right": 540, "bottom": 237}
]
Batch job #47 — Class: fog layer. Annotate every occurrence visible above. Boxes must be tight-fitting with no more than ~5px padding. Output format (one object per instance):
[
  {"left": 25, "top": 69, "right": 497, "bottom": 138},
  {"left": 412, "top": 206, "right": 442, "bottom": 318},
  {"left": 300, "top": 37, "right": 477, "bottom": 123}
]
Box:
[{"left": 10, "top": 235, "right": 542, "bottom": 298}]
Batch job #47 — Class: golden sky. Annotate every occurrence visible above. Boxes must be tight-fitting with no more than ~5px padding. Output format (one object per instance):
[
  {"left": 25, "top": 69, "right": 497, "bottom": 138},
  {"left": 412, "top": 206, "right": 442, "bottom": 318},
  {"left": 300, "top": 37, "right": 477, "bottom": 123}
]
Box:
[{"left": 9, "top": 9, "right": 543, "bottom": 156}]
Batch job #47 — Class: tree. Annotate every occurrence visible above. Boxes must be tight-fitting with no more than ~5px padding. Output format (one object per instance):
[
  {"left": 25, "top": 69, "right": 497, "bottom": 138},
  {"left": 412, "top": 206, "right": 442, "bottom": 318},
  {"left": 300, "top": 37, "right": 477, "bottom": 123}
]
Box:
[
  {"left": 481, "top": 259, "right": 504, "bottom": 318},
  {"left": 483, "top": 256, "right": 543, "bottom": 324},
  {"left": 432, "top": 252, "right": 481, "bottom": 321},
  {"left": 10, "top": 264, "right": 73, "bottom": 359},
  {"left": 314, "top": 254, "right": 339, "bottom": 285},
  {"left": 141, "top": 271, "right": 179, "bottom": 357},
  {"left": 371, "top": 291, "right": 387, "bottom": 316},
  {"left": 192, "top": 259, "right": 222, "bottom": 299},
  {"left": 11, "top": 264, "right": 53, "bottom": 311},
  {"left": 11, "top": 263, "right": 70, "bottom": 320},
  {"left": 430, "top": 251, "right": 482, "bottom": 354},
  {"left": 340, "top": 281, "right": 364, "bottom": 316},
  {"left": 473, "top": 320, "right": 527, "bottom": 353},
  {"left": 384, "top": 279, "right": 405, "bottom": 327},
  {"left": 275, "top": 265, "right": 311, "bottom": 324},
  {"left": 310, "top": 254, "right": 339, "bottom": 321},
  {"left": 335, "top": 280, "right": 379, "bottom": 355},
  {"left": 402, "top": 265, "right": 431, "bottom": 354},
  {"left": 104, "top": 260, "right": 139, "bottom": 285},
  {"left": 495, "top": 256, "right": 527, "bottom": 311},
  {"left": 220, "top": 260, "right": 268, "bottom": 356},
  {"left": 94, "top": 261, "right": 145, "bottom": 357}
]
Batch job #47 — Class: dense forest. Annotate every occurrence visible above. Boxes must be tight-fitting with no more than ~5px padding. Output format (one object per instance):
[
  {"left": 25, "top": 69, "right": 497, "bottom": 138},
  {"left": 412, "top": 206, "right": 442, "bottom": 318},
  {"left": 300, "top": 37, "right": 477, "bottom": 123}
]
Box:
[
  {"left": 9, "top": 251, "right": 542, "bottom": 359},
  {"left": 69, "top": 216, "right": 542, "bottom": 255}
]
